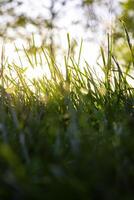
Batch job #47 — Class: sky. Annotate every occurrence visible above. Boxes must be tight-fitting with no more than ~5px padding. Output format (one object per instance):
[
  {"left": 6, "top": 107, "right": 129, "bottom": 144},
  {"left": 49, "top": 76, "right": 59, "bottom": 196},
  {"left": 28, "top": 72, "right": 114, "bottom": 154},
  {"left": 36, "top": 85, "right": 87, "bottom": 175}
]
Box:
[{"left": 2, "top": 0, "right": 121, "bottom": 80}]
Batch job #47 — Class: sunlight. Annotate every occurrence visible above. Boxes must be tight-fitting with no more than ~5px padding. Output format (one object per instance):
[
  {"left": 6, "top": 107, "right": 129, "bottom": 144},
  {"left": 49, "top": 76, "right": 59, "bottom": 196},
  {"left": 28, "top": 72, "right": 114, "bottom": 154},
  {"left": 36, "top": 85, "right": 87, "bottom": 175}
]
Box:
[
  {"left": 25, "top": 64, "right": 51, "bottom": 80},
  {"left": 2, "top": 0, "right": 115, "bottom": 81},
  {"left": 1, "top": 0, "right": 122, "bottom": 83},
  {"left": 3, "top": 35, "right": 101, "bottom": 82},
  {"left": 4, "top": 39, "right": 51, "bottom": 80}
]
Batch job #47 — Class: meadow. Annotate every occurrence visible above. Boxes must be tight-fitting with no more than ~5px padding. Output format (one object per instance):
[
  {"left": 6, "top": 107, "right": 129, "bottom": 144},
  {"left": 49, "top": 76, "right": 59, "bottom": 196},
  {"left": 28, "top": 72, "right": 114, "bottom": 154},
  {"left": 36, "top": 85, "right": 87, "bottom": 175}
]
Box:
[{"left": 0, "top": 32, "right": 134, "bottom": 199}]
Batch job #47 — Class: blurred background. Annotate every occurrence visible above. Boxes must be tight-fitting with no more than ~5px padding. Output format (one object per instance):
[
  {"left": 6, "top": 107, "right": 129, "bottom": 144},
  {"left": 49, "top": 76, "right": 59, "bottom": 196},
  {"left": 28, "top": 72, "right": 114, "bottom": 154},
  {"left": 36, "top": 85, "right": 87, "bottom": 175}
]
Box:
[{"left": 0, "top": 0, "right": 134, "bottom": 78}]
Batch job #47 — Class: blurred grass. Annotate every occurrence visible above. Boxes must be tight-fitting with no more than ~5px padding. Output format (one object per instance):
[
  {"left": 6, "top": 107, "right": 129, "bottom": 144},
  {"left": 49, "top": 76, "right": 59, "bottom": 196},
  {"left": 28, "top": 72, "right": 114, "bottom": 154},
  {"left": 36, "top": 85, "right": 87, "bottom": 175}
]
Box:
[{"left": 0, "top": 32, "right": 134, "bottom": 200}]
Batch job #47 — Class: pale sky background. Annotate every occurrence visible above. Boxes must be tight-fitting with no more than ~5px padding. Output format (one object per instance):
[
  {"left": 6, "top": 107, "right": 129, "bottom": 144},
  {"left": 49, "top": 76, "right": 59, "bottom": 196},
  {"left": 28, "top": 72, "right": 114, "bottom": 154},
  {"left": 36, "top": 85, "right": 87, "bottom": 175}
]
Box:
[{"left": 2, "top": 0, "right": 122, "bottom": 80}]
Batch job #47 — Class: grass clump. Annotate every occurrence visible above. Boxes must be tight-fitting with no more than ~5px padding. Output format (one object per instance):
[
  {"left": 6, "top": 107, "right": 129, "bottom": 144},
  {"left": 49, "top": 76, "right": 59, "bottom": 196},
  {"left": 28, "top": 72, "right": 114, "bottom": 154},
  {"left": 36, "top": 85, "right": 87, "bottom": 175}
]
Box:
[{"left": 0, "top": 33, "right": 134, "bottom": 200}]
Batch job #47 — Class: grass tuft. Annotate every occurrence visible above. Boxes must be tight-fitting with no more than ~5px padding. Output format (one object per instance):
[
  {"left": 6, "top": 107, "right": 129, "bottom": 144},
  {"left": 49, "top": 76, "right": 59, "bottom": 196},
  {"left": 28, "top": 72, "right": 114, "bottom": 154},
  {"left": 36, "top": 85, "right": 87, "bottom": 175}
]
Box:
[{"left": 0, "top": 32, "right": 134, "bottom": 199}]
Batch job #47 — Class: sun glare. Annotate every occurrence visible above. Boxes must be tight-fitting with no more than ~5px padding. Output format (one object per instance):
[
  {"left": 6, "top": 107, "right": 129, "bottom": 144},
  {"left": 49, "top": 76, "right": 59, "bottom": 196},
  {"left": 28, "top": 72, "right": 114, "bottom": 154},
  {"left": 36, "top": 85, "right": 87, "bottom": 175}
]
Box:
[
  {"left": 3, "top": 34, "right": 101, "bottom": 83},
  {"left": 1, "top": 0, "right": 121, "bottom": 83}
]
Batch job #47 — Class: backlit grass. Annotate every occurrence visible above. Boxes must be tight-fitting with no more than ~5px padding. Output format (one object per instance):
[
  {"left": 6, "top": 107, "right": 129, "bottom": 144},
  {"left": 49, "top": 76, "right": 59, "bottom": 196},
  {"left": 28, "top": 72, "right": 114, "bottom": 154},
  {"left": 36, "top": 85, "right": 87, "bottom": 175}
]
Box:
[{"left": 0, "top": 33, "right": 134, "bottom": 199}]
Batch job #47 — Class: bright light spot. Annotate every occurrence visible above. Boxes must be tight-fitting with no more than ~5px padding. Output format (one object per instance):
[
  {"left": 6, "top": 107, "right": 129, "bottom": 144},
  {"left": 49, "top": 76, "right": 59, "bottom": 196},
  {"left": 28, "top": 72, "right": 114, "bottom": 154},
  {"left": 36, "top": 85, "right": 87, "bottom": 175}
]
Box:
[
  {"left": 0, "top": 0, "right": 121, "bottom": 82},
  {"left": 25, "top": 64, "right": 51, "bottom": 80}
]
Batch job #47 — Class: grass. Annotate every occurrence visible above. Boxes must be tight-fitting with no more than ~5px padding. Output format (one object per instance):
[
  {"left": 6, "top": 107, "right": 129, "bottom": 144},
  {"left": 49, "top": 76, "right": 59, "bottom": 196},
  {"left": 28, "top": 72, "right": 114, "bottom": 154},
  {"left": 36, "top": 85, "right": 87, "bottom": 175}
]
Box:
[{"left": 0, "top": 32, "right": 134, "bottom": 200}]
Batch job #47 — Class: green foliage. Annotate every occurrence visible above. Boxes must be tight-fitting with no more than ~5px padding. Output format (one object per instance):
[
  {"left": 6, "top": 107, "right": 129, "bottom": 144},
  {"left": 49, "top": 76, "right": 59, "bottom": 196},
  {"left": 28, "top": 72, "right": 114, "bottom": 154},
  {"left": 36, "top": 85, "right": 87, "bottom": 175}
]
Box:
[
  {"left": 113, "top": 0, "right": 134, "bottom": 67},
  {"left": 120, "top": 0, "right": 134, "bottom": 37},
  {"left": 83, "top": 0, "right": 94, "bottom": 4},
  {"left": 83, "top": 0, "right": 101, "bottom": 5},
  {"left": 0, "top": 32, "right": 134, "bottom": 199}
]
